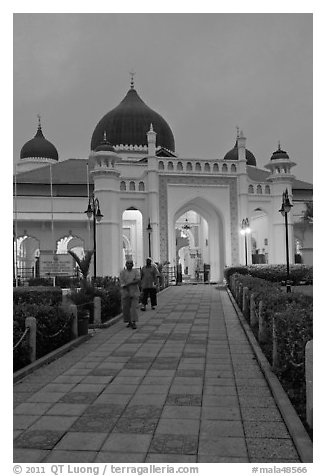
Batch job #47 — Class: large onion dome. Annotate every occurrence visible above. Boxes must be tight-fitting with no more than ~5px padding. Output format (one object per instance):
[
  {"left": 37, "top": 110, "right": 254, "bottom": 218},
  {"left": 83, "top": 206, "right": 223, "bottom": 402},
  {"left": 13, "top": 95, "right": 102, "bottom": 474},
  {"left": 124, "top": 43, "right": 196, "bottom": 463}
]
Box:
[
  {"left": 91, "top": 84, "right": 175, "bottom": 152},
  {"left": 20, "top": 118, "right": 58, "bottom": 161},
  {"left": 223, "top": 139, "right": 256, "bottom": 166}
]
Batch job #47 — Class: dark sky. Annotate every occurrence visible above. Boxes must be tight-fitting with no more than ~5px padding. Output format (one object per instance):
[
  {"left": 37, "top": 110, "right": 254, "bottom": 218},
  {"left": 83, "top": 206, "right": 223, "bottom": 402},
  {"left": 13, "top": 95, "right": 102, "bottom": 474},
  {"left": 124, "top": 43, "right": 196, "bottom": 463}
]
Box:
[{"left": 13, "top": 13, "right": 312, "bottom": 183}]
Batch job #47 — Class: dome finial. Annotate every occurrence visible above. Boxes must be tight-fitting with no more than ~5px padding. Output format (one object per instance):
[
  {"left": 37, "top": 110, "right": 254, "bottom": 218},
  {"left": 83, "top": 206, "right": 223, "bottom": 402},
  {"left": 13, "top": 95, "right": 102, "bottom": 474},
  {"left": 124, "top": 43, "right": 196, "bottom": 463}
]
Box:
[
  {"left": 278, "top": 140, "right": 281, "bottom": 151},
  {"left": 236, "top": 126, "right": 240, "bottom": 138},
  {"left": 129, "top": 70, "right": 136, "bottom": 89},
  {"left": 103, "top": 130, "right": 107, "bottom": 142},
  {"left": 37, "top": 113, "right": 42, "bottom": 131}
]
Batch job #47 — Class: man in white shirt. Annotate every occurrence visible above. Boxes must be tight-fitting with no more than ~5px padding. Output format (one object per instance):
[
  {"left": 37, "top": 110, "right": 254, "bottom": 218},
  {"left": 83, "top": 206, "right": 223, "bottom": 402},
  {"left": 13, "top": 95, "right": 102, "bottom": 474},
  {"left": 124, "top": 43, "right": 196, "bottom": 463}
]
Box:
[{"left": 119, "top": 260, "right": 140, "bottom": 329}]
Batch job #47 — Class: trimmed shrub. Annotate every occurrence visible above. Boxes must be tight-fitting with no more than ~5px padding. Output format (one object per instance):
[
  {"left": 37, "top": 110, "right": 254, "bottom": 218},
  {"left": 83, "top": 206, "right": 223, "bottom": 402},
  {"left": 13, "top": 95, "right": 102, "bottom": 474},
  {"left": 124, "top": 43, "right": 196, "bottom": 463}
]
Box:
[
  {"left": 13, "top": 286, "right": 62, "bottom": 306},
  {"left": 13, "top": 302, "right": 72, "bottom": 371},
  {"left": 28, "top": 276, "right": 81, "bottom": 288},
  {"left": 224, "top": 264, "right": 313, "bottom": 285}
]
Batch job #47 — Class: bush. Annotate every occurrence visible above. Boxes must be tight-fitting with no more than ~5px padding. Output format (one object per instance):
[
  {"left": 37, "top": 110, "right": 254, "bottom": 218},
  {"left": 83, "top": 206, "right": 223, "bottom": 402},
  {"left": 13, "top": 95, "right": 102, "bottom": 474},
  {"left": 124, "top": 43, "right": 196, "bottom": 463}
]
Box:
[
  {"left": 13, "top": 286, "right": 62, "bottom": 306},
  {"left": 68, "top": 279, "right": 121, "bottom": 324},
  {"left": 28, "top": 276, "right": 82, "bottom": 288},
  {"left": 224, "top": 264, "right": 313, "bottom": 285},
  {"left": 13, "top": 302, "right": 72, "bottom": 372}
]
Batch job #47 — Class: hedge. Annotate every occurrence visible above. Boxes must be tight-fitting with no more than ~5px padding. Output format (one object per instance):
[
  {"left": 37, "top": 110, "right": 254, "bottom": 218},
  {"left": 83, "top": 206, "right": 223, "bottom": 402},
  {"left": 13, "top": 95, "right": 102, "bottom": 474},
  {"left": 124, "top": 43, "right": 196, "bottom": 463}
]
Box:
[
  {"left": 13, "top": 286, "right": 62, "bottom": 306},
  {"left": 13, "top": 302, "right": 72, "bottom": 372},
  {"left": 224, "top": 264, "right": 313, "bottom": 285}
]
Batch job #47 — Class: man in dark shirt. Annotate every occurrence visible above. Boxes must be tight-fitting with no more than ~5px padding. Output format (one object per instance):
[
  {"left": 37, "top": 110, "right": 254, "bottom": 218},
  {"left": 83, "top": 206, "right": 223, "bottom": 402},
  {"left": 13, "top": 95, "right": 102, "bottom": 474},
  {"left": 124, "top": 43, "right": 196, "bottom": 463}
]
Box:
[{"left": 140, "top": 258, "right": 159, "bottom": 311}]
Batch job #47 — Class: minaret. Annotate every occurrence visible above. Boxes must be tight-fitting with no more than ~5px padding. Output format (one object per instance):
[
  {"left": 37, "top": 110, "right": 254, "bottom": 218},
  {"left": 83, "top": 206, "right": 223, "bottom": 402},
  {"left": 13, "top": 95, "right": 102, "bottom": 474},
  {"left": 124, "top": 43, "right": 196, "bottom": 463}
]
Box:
[
  {"left": 89, "top": 132, "right": 121, "bottom": 277},
  {"left": 265, "top": 142, "right": 296, "bottom": 265},
  {"left": 147, "top": 123, "right": 157, "bottom": 157},
  {"left": 146, "top": 123, "right": 159, "bottom": 261}
]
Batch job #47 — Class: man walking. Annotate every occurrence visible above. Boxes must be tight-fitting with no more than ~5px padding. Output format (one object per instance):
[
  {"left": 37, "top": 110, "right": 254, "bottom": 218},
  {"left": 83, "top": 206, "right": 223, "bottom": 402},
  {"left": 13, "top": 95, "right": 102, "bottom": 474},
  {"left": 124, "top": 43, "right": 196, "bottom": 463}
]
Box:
[
  {"left": 120, "top": 259, "right": 140, "bottom": 329},
  {"left": 140, "top": 258, "right": 159, "bottom": 311}
]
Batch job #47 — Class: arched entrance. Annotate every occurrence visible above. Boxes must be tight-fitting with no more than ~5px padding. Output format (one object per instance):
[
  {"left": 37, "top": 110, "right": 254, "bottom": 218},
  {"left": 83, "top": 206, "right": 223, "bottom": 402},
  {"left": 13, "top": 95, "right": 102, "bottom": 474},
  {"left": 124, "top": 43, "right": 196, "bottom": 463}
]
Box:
[
  {"left": 170, "top": 198, "right": 226, "bottom": 283},
  {"left": 122, "top": 208, "right": 144, "bottom": 269},
  {"left": 249, "top": 208, "right": 270, "bottom": 264}
]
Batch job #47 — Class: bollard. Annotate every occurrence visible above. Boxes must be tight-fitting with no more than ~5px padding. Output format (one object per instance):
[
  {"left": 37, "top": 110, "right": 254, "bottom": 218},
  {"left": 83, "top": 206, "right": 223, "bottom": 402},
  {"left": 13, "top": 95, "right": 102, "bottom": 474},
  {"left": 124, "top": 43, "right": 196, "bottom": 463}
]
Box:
[
  {"left": 250, "top": 294, "right": 258, "bottom": 327},
  {"left": 69, "top": 304, "right": 78, "bottom": 339},
  {"left": 25, "top": 316, "right": 36, "bottom": 363},
  {"left": 305, "top": 340, "right": 313, "bottom": 429},
  {"left": 242, "top": 287, "right": 249, "bottom": 316},
  {"left": 258, "top": 300, "right": 268, "bottom": 343},
  {"left": 272, "top": 314, "right": 279, "bottom": 371},
  {"left": 94, "top": 296, "right": 101, "bottom": 325}
]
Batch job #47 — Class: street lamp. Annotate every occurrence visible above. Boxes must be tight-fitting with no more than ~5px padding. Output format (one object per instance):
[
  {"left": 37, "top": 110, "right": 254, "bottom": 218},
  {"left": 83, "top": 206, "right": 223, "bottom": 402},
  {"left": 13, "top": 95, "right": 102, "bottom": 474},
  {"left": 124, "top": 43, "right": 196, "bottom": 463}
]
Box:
[
  {"left": 85, "top": 193, "right": 103, "bottom": 280},
  {"left": 147, "top": 218, "right": 152, "bottom": 258},
  {"left": 240, "top": 218, "right": 251, "bottom": 266},
  {"left": 279, "top": 189, "right": 293, "bottom": 293}
]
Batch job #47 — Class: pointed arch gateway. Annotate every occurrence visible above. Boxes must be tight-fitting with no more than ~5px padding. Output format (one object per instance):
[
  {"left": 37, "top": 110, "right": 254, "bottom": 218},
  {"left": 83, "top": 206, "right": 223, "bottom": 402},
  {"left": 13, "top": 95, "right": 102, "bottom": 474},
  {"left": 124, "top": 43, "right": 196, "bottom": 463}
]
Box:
[{"left": 171, "top": 197, "right": 226, "bottom": 282}]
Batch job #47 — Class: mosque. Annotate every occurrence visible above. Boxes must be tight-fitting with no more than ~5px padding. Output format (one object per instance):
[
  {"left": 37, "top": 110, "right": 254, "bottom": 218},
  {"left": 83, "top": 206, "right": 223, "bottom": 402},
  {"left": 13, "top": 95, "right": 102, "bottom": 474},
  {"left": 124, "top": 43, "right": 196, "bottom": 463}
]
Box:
[{"left": 14, "top": 77, "right": 313, "bottom": 283}]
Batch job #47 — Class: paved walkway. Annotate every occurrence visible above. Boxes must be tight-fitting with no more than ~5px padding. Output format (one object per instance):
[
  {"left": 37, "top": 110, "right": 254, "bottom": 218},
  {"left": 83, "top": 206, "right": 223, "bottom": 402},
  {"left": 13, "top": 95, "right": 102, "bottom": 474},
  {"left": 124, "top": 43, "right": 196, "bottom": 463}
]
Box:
[{"left": 14, "top": 285, "right": 301, "bottom": 463}]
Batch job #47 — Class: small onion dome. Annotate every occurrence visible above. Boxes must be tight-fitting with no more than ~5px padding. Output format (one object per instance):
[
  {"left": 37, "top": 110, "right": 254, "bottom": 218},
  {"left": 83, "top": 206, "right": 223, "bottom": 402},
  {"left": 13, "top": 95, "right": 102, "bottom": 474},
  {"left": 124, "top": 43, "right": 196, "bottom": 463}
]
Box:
[
  {"left": 270, "top": 142, "right": 289, "bottom": 160},
  {"left": 91, "top": 85, "right": 175, "bottom": 152},
  {"left": 94, "top": 131, "right": 115, "bottom": 152},
  {"left": 223, "top": 140, "right": 256, "bottom": 166},
  {"left": 20, "top": 119, "right": 58, "bottom": 161}
]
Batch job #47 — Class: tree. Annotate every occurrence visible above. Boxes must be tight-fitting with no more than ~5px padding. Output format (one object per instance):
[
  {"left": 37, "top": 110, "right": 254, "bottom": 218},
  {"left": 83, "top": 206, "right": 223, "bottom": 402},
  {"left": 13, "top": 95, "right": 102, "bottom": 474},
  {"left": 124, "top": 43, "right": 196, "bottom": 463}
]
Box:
[
  {"left": 68, "top": 250, "right": 94, "bottom": 280},
  {"left": 303, "top": 202, "right": 313, "bottom": 223}
]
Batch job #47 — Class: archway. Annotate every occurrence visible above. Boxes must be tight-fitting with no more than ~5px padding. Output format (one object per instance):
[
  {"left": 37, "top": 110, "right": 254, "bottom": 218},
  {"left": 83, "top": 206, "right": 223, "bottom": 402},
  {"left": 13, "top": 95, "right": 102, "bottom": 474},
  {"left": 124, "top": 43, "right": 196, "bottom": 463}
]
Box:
[
  {"left": 171, "top": 198, "right": 225, "bottom": 282},
  {"left": 249, "top": 208, "right": 270, "bottom": 264},
  {"left": 15, "top": 235, "right": 40, "bottom": 279},
  {"left": 121, "top": 209, "right": 144, "bottom": 269}
]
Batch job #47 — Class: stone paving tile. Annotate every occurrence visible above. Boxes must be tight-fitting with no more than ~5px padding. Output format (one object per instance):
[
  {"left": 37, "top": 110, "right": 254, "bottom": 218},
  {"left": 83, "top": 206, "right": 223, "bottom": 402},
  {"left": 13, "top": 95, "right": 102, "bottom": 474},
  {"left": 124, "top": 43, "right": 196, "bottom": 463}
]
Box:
[
  {"left": 13, "top": 414, "right": 41, "bottom": 430},
  {"left": 239, "top": 395, "right": 276, "bottom": 408},
  {"left": 43, "top": 450, "right": 97, "bottom": 463},
  {"left": 172, "top": 377, "right": 203, "bottom": 386},
  {"left": 241, "top": 407, "right": 283, "bottom": 422},
  {"left": 40, "top": 383, "right": 77, "bottom": 393},
  {"left": 198, "top": 436, "right": 248, "bottom": 457},
  {"left": 28, "top": 415, "right": 78, "bottom": 432},
  {"left": 70, "top": 415, "right": 118, "bottom": 432},
  {"left": 202, "top": 395, "right": 239, "bottom": 407},
  {"left": 14, "top": 392, "right": 33, "bottom": 408},
  {"left": 95, "top": 452, "right": 146, "bottom": 462},
  {"left": 134, "top": 385, "right": 170, "bottom": 395},
  {"left": 129, "top": 394, "right": 167, "bottom": 406},
  {"left": 84, "top": 403, "right": 126, "bottom": 417},
  {"left": 58, "top": 392, "right": 99, "bottom": 405},
  {"left": 94, "top": 394, "right": 132, "bottom": 405},
  {"left": 52, "top": 375, "right": 85, "bottom": 384},
  {"left": 101, "top": 433, "right": 152, "bottom": 453},
  {"left": 113, "top": 418, "right": 158, "bottom": 434},
  {"left": 14, "top": 430, "right": 65, "bottom": 450},
  {"left": 142, "top": 376, "right": 174, "bottom": 385},
  {"left": 166, "top": 394, "right": 202, "bottom": 406},
  {"left": 155, "top": 418, "right": 200, "bottom": 435},
  {"left": 237, "top": 386, "right": 272, "bottom": 397},
  {"left": 146, "top": 454, "right": 197, "bottom": 463},
  {"left": 200, "top": 419, "right": 244, "bottom": 438},
  {"left": 246, "top": 438, "right": 299, "bottom": 460},
  {"left": 169, "top": 384, "right": 202, "bottom": 395},
  {"left": 80, "top": 376, "right": 115, "bottom": 385},
  {"left": 14, "top": 403, "right": 53, "bottom": 415},
  {"left": 161, "top": 405, "right": 201, "bottom": 420},
  {"left": 244, "top": 421, "right": 291, "bottom": 438},
  {"left": 27, "top": 392, "right": 65, "bottom": 403},
  {"left": 201, "top": 406, "right": 242, "bottom": 421},
  {"left": 70, "top": 383, "right": 106, "bottom": 394},
  {"left": 123, "top": 405, "right": 162, "bottom": 419},
  {"left": 176, "top": 369, "right": 204, "bottom": 377},
  {"left": 89, "top": 368, "right": 120, "bottom": 376},
  {"left": 14, "top": 382, "right": 46, "bottom": 393},
  {"left": 13, "top": 449, "right": 50, "bottom": 463},
  {"left": 198, "top": 455, "right": 249, "bottom": 463},
  {"left": 54, "top": 432, "right": 108, "bottom": 451},
  {"left": 46, "top": 403, "right": 88, "bottom": 416},
  {"left": 149, "top": 434, "right": 198, "bottom": 454},
  {"left": 103, "top": 384, "right": 138, "bottom": 394},
  {"left": 64, "top": 368, "right": 92, "bottom": 376},
  {"left": 117, "top": 369, "right": 148, "bottom": 377}
]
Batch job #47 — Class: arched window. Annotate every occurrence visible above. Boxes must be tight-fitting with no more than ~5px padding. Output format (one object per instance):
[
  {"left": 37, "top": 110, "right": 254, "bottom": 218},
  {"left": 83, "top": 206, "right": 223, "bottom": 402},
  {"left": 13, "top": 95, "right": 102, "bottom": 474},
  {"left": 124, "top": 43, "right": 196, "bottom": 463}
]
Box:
[
  {"left": 257, "top": 184, "right": 262, "bottom": 194},
  {"left": 186, "top": 162, "right": 193, "bottom": 171},
  {"left": 158, "top": 161, "right": 164, "bottom": 170},
  {"left": 222, "top": 163, "right": 228, "bottom": 172},
  {"left": 129, "top": 181, "right": 136, "bottom": 191},
  {"left": 265, "top": 185, "right": 270, "bottom": 194},
  {"left": 213, "top": 163, "right": 219, "bottom": 172},
  {"left": 195, "top": 162, "right": 201, "bottom": 172},
  {"left": 138, "top": 181, "right": 145, "bottom": 191},
  {"left": 120, "top": 181, "right": 126, "bottom": 191},
  {"left": 204, "top": 162, "right": 210, "bottom": 172},
  {"left": 168, "top": 161, "right": 174, "bottom": 170},
  {"left": 231, "top": 164, "right": 237, "bottom": 173},
  {"left": 177, "top": 161, "right": 183, "bottom": 171},
  {"left": 248, "top": 185, "right": 254, "bottom": 194}
]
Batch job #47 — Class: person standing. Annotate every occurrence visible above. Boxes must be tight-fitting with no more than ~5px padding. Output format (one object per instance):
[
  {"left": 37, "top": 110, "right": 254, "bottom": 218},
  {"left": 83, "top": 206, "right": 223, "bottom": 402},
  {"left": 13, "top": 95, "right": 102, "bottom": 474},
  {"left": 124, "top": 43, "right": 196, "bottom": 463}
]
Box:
[
  {"left": 140, "top": 258, "right": 159, "bottom": 311},
  {"left": 120, "top": 260, "right": 140, "bottom": 329}
]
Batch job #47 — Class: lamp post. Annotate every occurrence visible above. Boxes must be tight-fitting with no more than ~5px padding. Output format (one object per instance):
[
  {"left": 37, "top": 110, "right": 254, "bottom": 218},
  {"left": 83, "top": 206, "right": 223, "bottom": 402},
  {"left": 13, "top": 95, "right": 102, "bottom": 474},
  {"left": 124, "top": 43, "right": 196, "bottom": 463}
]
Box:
[
  {"left": 85, "top": 193, "right": 103, "bottom": 280},
  {"left": 147, "top": 218, "right": 152, "bottom": 258},
  {"left": 240, "top": 218, "right": 251, "bottom": 266},
  {"left": 279, "top": 189, "right": 293, "bottom": 293}
]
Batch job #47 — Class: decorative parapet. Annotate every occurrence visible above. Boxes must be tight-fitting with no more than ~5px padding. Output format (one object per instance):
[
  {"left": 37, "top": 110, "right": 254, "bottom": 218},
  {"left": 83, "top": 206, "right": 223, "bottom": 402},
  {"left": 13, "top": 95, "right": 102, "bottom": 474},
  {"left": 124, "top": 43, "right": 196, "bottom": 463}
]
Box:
[{"left": 157, "top": 158, "right": 241, "bottom": 174}]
